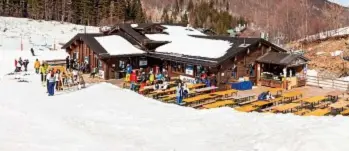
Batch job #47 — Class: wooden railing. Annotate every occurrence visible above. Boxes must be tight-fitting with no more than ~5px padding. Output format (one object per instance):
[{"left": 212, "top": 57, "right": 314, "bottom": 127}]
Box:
[{"left": 306, "top": 75, "right": 349, "bottom": 90}]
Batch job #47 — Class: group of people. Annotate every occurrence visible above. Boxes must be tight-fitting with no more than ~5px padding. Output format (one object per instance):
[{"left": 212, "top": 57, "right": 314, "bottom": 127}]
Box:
[
  {"left": 35, "top": 59, "right": 85, "bottom": 96},
  {"left": 14, "top": 57, "right": 30, "bottom": 72}
]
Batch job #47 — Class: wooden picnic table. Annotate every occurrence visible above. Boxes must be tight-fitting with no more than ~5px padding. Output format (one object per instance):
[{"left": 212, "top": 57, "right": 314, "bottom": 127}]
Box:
[
  {"left": 232, "top": 94, "right": 256, "bottom": 104},
  {"left": 282, "top": 91, "right": 303, "bottom": 101},
  {"left": 329, "top": 100, "right": 349, "bottom": 109},
  {"left": 341, "top": 109, "right": 349, "bottom": 115},
  {"left": 268, "top": 88, "right": 283, "bottom": 96},
  {"left": 302, "top": 96, "right": 327, "bottom": 104},
  {"left": 211, "top": 89, "right": 238, "bottom": 97},
  {"left": 294, "top": 109, "right": 311, "bottom": 116},
  {"left": 269, "top": 97, "right": 284, "bottom": 105},
  {"left": 202, "top": 100, "right": 235, "bottom": 109},
  {"left": 234, "top": 104, "right": 258, "bottom": 112},
  {"left": 250, "top": 101, "right": 273, "bottom": 107},
  {"left": 184, "top": 94, "right": 217, "bottom": 103},
  {"left": 195, "top": 86, "right": 218, "bottom": 93},
  {"left": 273, "top": 103, "right": 301, "bottom": 112},
  {"left": 303, "top": 108, "right": 331, "bottom": 116}
]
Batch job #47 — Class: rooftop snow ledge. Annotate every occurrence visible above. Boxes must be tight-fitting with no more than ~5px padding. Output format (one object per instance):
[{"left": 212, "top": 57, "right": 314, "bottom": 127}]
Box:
[
  {"left": 95, "top": 35, "right": 145, "bottom": 56},
  {"left": 146, "top": 25, "right": 232, "bottom": 58}
]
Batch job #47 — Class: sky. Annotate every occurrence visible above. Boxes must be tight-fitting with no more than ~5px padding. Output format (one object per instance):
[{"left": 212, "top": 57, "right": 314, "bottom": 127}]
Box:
[{"left": 330, "top": 0, "right": 349, "bottom": 6}]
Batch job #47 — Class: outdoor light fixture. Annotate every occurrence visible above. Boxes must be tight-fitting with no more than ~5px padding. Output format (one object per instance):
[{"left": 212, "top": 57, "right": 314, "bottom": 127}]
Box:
[{"left": 247, "top": 49, "right": 250, "bottom": 54}]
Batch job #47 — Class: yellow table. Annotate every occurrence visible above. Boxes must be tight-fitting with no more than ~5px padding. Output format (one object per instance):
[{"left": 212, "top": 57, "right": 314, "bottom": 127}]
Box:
[
  {"left": 251, "top": 101, "right": 272, "bottom": 107},
  {"left": 304, "top": 108, "right": 331, "bottom": 116},
  {"left": 202, "top": 100, "right": 235, "bottom": 109},
  {"left": 341, "top": 109, "right": 349, "bottom": 115},
  {"left": 211, "top": 89, "right": 238, "bottom": 96},
  {"left": 269, "top": 97, "right": 284, "bottom": 104},
  {"left": 294, "top": 109, "right": 311, "bottom": 116},
  {"left": 268, "top": 88, "right": 283, "bottom": 95},
  {"left": 282, "top": 91, "right": 303, "bottom": 99},
  {"left": 273, "top": 103, "right": 301, "bottom": 112},
  {"left": 184, "top": 94, "right": 217, "bottom": 103},
  {"left": 303, "top": 96, "right": 327, "bottom": 104},
  {"left": 235, "top": 104, "right": 258, "bottom": 112}
]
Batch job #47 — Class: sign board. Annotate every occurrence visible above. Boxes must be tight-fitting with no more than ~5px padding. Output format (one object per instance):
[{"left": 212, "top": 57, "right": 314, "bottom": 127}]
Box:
[
  {"left": 185, "top": 65, "right": 194, "bottom": 76},
  {"left": 98, "top": 60, "right": 103, "bottom": 69},
  {"left": 139, "top": 60, "right": 147, "bottom": 66},
  {"left": 180, "top": 75, "right": 196, "bottom": 84},
  {"left": 84, "top": 56, "right": 89, "bottom": 64},
  {"left": 98, "top": 70, "right": 105, "bottom": 79}
]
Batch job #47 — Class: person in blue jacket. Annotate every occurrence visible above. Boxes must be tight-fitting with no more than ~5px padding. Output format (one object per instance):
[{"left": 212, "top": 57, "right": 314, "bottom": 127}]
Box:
[
  {"left": 176, "top": 83, "right": 184, "bottom": 105},
  {"left": 126, "top": 64, "right": 132, "bottom": 74},
  {"left": 156, "top": 72, "right": 163, "bottom": 81}
]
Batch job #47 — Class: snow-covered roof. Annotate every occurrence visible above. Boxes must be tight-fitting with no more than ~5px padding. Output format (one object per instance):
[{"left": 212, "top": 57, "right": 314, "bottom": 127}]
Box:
[
  {"left": 95, "top": 35, "right": 145, "bottom": 56},
  {"left": 146, "top": 25, "right": 232, "bottom": 58}
]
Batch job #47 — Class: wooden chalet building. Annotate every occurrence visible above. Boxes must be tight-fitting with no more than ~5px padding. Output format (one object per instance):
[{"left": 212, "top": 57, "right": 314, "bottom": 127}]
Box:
[{"left": 62, "top": 23, "right": 309, "bottom": 89}]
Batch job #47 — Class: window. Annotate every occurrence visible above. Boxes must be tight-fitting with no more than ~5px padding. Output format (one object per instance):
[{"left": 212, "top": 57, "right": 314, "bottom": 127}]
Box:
[
  {"left": 119, "top": 60, "right": 125, "bottom": 69},
  {"left": 172, "top": 62, "right": 185, "bottom": 73},
  {"left": 98, "top": 60, "right": 103, "bottom": 69}
]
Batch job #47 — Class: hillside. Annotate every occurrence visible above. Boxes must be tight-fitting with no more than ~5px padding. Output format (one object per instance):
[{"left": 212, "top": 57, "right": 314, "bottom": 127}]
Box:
[
  {"left": 0, "top": 0, "right": 348, "bottom": 43},
  {"left": 142, "top": 0, "right": 349, "bottom": 42}
]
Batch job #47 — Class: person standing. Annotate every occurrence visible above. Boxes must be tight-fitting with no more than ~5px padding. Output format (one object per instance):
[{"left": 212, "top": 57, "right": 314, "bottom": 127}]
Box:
[
  {"left": 23, "top": 59, "right": 29, "bottom": 72},
  {"left": 176, "top": 83, "right": 184, "bottom": 105},
  {"left": 34, "top": 59, "right": 40, "bottom": 74},
  {"left": 55, "top": 70, "right": 61, "bottom": 91},
  {"left": 47, "top": 70, "right": 56, "bottom": 96},
  {"left": 65, "top": 56, "right": 70, "bottom": 70},
  {"left": 30, "top": 48, "right": 35, "bottom": 56}
]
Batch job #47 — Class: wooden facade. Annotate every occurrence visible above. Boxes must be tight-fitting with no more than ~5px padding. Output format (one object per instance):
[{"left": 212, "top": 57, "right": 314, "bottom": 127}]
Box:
[{"left": 62, "top": 24, "right": 303, "bottom": 90}]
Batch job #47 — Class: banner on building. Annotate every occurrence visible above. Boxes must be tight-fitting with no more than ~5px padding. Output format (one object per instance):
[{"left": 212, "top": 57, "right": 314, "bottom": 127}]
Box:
[
  {"left": 84, "top": 56, "right": 89, "bottom": 64},
  {"left": 185, "top": 65, "right": 194, "bottom": 76},
  {"left": 139, "top": 59, "right": 147, "bottom": 66},
  {"left": 180, "top": 75, "right": 196, "bottom": 84}
]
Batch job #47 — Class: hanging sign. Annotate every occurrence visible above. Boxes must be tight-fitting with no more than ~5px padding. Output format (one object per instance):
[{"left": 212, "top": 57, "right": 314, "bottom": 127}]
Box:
[
  {"left": 180, "top": 75, "right": 196, "bottom": 84},
  {"left": 139, "top": 60, "right": 147, "bottom": 66},
  {"left": 84, "top": 56, "right": 89, "bottom": 64},
  {"left": 185, "top": 65, "right": 194, "bottom": 76}
]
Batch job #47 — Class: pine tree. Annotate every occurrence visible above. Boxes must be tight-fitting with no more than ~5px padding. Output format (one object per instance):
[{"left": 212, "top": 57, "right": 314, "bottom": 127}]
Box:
[
  {"left": 161, "top": 7, "right": 170, "bottom": 23},
  {"left": 181, "top": 12, "right": 188, "bottom": 25},
  {"left": 187, "top": 0, "right": 194, "bottom": 11},
  {"left": 134, "top": 0, "right": 145, "bottom": 23}
]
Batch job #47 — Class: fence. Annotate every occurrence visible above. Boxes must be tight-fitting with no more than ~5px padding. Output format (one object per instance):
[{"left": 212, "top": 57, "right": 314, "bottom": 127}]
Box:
[{"left": 306, "top": 75, "right": 349, "bottom": 91}]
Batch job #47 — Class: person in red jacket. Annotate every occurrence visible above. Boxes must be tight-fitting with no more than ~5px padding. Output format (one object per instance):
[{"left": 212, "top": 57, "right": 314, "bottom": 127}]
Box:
[
  {"left": 14, "top": 59, "right": 18, "bottom": 72},
  {"left": 130, "top": 70, "right": 137, "bottom": 91}
]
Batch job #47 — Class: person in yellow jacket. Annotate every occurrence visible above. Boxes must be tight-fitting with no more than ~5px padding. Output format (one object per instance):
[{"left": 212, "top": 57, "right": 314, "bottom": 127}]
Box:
[
  {"left": 34, "top": 59, "right": 40, "bottom": 74},
  {"left": 149, "top": 71, "right": 155, "bottom": 84},
  {"left": 39, "top": 62, "right": 48, "bottom": 85}
]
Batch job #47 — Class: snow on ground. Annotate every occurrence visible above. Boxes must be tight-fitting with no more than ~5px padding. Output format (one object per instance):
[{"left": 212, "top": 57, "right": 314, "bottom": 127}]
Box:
[
  {"left": 95, "top": 35, "right": 145, "bottom": 55},
  {"left": 1, "top": 17, "right": 349, "bottom": 151},
  {"left": 0, "top": 17, "right": 99, "bottom": 51},
  {"left": 146, "top": 25, "right": 232, "bottom": 58}
]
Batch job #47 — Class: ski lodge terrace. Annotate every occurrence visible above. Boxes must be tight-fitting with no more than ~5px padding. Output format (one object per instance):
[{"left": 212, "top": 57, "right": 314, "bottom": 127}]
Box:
[{"left": 62, "top": 23, "right": 309, "bottom": 90}]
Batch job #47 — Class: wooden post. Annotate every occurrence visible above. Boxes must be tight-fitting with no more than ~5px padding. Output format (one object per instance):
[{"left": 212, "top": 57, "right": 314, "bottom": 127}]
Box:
[{"left": 20, "top": 35, "right": 23, "bottom": 51}]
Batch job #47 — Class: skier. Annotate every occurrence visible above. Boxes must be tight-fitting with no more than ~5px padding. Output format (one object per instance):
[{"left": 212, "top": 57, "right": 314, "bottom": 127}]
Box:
[
  {"left": 34, "top": 59, "right": 40, "bottom": 74},
  {"left": 23, "top": 59, "right": 29, "bottom": 72},
  {"left": 30, "top": 48, "right": 35, "bottom": 56},
  {"left": 14, "top": 59, "right": 18, "bottom": 72},
  {"left": 16, "top": 60, "right": 22, "bottom": 72}
]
